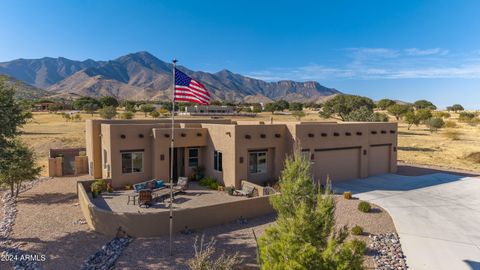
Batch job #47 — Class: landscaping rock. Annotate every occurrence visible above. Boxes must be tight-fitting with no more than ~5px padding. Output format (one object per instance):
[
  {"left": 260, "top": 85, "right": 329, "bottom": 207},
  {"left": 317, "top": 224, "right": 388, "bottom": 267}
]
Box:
[
  {"left": 369, "top": 233, "right": 408, "bottom": 270},
  {"left": 80, "top": 237, "right": 132, "bottom": 270}
]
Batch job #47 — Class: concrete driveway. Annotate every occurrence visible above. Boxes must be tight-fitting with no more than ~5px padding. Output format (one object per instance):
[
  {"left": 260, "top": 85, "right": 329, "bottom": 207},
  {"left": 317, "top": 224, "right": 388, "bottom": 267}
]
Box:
[{"left": 334, "top": 173, "right": 480, "bottom": 270}]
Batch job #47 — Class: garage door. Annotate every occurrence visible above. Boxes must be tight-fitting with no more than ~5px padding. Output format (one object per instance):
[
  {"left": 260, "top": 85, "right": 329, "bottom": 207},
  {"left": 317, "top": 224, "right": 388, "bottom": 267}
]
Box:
[
  {"left": 368, "top": 144, "right": 391, "bottom": 176},
  {"left": 313, "top": 147, "right": 361, "bottom": 183}
]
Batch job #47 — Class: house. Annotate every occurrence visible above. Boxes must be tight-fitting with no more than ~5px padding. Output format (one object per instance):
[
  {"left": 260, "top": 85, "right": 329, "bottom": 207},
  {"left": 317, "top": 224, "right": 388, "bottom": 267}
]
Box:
[
  {"left": 85, "top": 119, "right": 397, "bottom": 189},
  {"left": 184, "top": 105, "right": 234, "bottom": 114}
]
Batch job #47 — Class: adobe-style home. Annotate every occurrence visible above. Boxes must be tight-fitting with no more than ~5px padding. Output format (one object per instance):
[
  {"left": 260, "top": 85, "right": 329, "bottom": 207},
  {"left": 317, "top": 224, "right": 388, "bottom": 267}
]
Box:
[{"left": 86, "top": 119, "right": 397, "bottom": 188}]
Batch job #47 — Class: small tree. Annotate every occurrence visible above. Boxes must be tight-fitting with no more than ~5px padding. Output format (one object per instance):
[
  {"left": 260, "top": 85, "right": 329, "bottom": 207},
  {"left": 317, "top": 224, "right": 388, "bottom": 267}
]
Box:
[
  {"left": 386, "top": 104, "right": 412, "bottom": 120},
  {"left": 292, "top": 110, "right": 306, "bottom": 121},
  {"left": 83, "top": 103, "right": 98, "bottom": 116},
  {"left": 377, "top": 98, "right": 396, "bottom": 110},
  {"left": 276, "top": 100, "right": 289, "bottom": 111},
  {"left": 320, "top": 94, "right": 375, "bottom": 121},
  {"left": 416, "top": 109, "right": 433, "bottom": 123},
  {"left": 73, "top": 96, "right": 101, "bottom": 110},
  {"left": 414, "top": 99, "right": 437, "bottom": 110},
  {"left": 0, "top": 141, "right": 41, "bottom": 197},
  {"left": 289, "top": 102, "right": 303, "bottom": 111},
  {"left": 258, "top": 150, "right": 366, "bottom": 269},
  {"left": 140, "top": 104, "right": 155, "bottom": 117},
  {"left": 265, "top": 103, "right": 277, "bottom": 114},
  {"left": 425, "top": 117, "right": 445, "bottom": 133},
  {"left": 99, "top": 96, "right": 119, "bottom": 108},
  {"left": 149, "top": 110, "right": 160, "bottom": 118},
  {"left": 158, "top": 108, "right": 170, "bottom": 117},
  {"left": 403, "top": 111, "right": 420, "bottom": 130},
  {"left": 98, "top": 106, "right": 117, "bottom": 119},
  {"left": 450, "top": 104, "right": 464, "bottom": 112}
]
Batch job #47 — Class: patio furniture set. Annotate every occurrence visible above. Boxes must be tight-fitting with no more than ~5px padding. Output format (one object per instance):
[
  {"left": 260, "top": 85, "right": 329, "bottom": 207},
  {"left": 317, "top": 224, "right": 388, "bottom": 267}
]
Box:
[{"left": 128, "top": 177, "right": 189, "bottom": 208}]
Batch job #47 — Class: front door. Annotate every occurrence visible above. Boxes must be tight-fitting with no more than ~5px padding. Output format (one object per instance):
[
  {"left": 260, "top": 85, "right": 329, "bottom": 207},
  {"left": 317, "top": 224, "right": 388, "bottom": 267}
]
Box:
[{"left": 169, "top": 148, "right": 185, "bottom": 181}]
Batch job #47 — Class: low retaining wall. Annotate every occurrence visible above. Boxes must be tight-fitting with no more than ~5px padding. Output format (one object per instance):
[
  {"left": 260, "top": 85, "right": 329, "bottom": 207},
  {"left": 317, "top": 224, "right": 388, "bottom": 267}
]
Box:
[{"left": 77, "top": 181, "right": 275, "bottom": 237}]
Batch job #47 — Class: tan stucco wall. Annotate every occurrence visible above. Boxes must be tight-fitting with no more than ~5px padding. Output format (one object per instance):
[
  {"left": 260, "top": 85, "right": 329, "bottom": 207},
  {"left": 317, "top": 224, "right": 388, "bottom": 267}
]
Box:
[
  {"left": 77, "top": 181, "right": 274, "bottom": 237},
  {"left": 86, "top": 119, "right": 398, "bottom": 188}
]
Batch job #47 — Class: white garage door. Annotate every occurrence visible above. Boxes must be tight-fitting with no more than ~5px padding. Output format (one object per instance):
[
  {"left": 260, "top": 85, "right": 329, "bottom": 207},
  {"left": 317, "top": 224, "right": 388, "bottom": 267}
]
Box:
[
  {"left": 368, "top": 144, "right": 391, "bottom": 176},
  {"left": 313, "top": 147, "right": 361, "bottom": 183}
]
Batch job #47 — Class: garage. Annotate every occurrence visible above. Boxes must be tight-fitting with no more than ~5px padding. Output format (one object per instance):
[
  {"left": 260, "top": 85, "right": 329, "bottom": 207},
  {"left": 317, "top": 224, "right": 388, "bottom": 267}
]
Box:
[
  {"left": 368, "top": 144, "right": 391, "bottom": 175},
  {"left": 313, "top": 147, "right": 361, "bottom": 182}
]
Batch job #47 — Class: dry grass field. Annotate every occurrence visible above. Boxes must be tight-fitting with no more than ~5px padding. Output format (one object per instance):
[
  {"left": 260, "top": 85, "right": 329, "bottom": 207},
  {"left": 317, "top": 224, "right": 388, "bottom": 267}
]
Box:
[{"left": 20, "top": 110, "right": 480, "bottom": 175}]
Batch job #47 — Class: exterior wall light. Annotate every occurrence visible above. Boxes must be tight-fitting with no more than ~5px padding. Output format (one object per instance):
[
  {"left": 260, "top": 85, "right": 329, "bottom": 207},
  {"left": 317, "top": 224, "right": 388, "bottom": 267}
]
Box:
[
  {"left": 356, "top": 132, "right": 363, "bottom": 136},
  {"left": 321, "top": 133, "right": 328, "bottom": 137},
  {"left": 345, "top": 132, "right": 351, "bottom": 136},
  {"left": 308, "top": 133, "right": 314, "bottom": 138},
  {"left": 333, "top": 132, "right": 340, "bottom": 136},
  {"left": 120, "top": 134, "right": 126, "bottom": 139},
  {"left": 245, "top": 134, "right": 251, "bottom": 139},
  {"left": 164, "top": 134, "right": 170, "bottom": 138},
  {"left": 371, "top": 131, "right": 377, "bottom": 134},
  {"left": 260, "top": 134, "right": 266, "bottom": 138},
  {"left": 275, "top": 133, "right": 281, "bottom": 138},
  {"left": 138, "top": 134, "right": 144, "bottom": 138}
]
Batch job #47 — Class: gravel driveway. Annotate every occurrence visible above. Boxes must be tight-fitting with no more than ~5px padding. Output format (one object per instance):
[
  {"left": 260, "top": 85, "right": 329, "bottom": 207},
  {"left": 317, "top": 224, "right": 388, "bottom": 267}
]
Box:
[{"left": 334, "top": 173, "right": 480, "bottom": 270}]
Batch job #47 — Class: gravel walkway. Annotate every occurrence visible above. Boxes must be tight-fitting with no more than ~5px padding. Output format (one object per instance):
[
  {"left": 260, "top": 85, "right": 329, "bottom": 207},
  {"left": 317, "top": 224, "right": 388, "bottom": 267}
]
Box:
[
  {"left": 3, "top": 175, "right": 110, "bottom": 270},
  {"left": 113, "top": 195, "right": 395, "bottom": 269}
]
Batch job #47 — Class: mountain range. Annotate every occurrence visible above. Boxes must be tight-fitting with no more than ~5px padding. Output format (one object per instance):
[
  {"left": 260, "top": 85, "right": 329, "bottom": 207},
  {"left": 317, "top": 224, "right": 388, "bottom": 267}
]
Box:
[{"left": 0, "top": 51, "right": 340, "bottom": 103}]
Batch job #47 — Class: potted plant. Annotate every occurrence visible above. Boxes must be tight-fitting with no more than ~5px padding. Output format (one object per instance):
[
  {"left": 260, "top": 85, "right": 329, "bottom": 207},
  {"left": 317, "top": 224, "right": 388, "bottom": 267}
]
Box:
[
  {"left": 125, "top": 184, "right": 133, "bottom": 190},
  {"left": 91, "top": 182, "right": 101, "bottom": 198},
  {"left": 225, "top": 186, "right": 235, "bottom": 196},
  {"left": 107, "top": 182, "right": 114, "bottom": 193}
]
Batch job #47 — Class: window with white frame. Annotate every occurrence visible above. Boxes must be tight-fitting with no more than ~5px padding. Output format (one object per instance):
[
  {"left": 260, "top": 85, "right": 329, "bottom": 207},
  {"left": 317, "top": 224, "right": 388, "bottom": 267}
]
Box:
[
  {"left": 249, "top": 151, "right": 267, "bottom": 173},
  {"left": 214, "top": 150, "right": 223, "bottom": 171},
  {"left": 121, "top": 150, "right": 143, "bottom": 173},
  {"left": 188, "top": 148, "right": 199, "bottom": 168}
]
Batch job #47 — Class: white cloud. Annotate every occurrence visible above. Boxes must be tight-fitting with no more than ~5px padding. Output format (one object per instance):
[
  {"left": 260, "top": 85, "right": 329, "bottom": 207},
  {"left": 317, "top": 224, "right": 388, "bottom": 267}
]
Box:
[
  {"left": 247, "top": 49, "right": 480, "bottom": 81},
  {"left": 404, "top": 48, "right": 449, "bottom": 56}
]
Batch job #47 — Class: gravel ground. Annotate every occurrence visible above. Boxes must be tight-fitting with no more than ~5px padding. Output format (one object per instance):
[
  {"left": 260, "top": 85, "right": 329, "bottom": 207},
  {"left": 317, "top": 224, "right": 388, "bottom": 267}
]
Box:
[
  {"left": 114, "top": 195, "right": 394, "bottom": 269},
  {"left": 3, "top": 175, "right": 110, "bottom": 270}
]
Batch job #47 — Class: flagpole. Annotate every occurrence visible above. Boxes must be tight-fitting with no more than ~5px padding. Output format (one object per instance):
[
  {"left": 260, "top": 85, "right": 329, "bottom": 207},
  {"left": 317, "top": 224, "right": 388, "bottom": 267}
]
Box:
[{"left": 169, "top": 58, "right": 177, "bottom": 256}]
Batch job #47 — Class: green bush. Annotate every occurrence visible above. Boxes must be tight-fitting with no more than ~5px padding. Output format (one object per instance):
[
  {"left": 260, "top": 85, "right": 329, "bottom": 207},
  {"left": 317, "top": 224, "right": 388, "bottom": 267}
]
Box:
[
  {"left": 225, "top": 186, "right": 235, "bottom": 195},
  {"left": 425, "top": 117, "right": 445, "bottom": 132},
  {"left": 199, "top": 177, "right": 219, "bottom": 190},
  {"left": 351, "top": 225, "right": 364, "bottom": 235},
  {"left": 458, "top": 112, "right": 476, "bottom": 122},
  {"left": 358, "top": 201, "right": 371, "bottom": 213}
]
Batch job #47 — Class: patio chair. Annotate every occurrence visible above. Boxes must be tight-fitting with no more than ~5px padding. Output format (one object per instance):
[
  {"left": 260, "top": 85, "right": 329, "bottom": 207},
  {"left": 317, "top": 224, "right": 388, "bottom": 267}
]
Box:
[
  {"left": 138, "top": 190, "right": 153, "bottom": 208},
  {"left": 233, "top": 183, "right": 256, "bottom": 197},
  {"left": 173, "top": 177, "right": 189, "bottom": 193}
]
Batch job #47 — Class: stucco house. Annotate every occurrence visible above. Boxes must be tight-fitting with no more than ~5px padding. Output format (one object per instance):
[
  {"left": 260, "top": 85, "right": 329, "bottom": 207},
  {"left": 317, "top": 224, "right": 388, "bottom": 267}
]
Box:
[{"left": 86, "top": 119, "right": 397, "bottom": 189}]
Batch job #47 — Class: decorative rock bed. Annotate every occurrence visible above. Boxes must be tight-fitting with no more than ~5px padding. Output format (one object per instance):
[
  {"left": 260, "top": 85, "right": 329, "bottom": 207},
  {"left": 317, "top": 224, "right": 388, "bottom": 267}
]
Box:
[
  {"left": 369, "top": 233, "right": 408, "bottom": 270},
  {"left": 80, "top": 237, "right": 132, "bottom": 270}
]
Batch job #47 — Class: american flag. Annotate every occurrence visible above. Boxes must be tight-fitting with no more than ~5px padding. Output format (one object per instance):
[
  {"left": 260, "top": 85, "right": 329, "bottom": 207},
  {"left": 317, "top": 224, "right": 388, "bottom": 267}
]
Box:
[{"left": 174, "top": 68, "right": 211, "bottom": 105}]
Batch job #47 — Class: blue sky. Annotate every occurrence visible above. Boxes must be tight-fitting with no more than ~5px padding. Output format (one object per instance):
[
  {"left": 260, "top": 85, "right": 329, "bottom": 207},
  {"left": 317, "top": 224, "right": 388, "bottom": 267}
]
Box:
[{"left": 1, "top": 0, "right": 480, "bottom": 109}]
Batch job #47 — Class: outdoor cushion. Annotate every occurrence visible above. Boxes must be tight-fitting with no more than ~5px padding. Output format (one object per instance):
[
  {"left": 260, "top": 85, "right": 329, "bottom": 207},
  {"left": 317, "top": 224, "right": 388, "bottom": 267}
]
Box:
[
  {"left": 147, "top": 180, "right": 156, "bottom": 189},
  {"left": 134, "top": 183, "right": 147, "bottom": 192},
  {"left": 155, "top": 180, "right": 165, "bottom": 189}
]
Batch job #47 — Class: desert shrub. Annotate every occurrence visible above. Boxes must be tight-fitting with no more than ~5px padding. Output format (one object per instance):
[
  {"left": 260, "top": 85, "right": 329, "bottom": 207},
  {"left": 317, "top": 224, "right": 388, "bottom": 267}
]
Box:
[
  {"left": 351, "top": 225, "right": 364, "bottom": 235},
  {"left": 358, "top": 201, "right": 371, "bottom": 213},
  {"left": 120, "top": 111, "right": 134, "bottom": 119},
  {"left": 458, "top": 112, "right": 476, "bottom": 122},
  {"left": 465, "top": 152, "right": 480, "bottom": 164},
  {"left": 343, "top": 191, "right": 352, "bottom": 200},
  {"left": 188, "top": 235, "right": 242, "bottom": 270},
  {"left": 443, "top": 130, "right": 462, "bottom": 140},
  {"left": 444, "top": 120, "right": 457, "bottom": 128},
  {"left": 225, "top": 186, "right": 235, "bottom": 195},
  {"left": 433, "top": 111, "right": 450, "bottom": 119},
  {"left": 425, "top": 117, "right": 445, "bottom": 132},
  {"left": 98, "top": 106, "right": 117, "bottom": 119},
  {"left": 199, "top": 177, "right": 219, "bottom": 190}
]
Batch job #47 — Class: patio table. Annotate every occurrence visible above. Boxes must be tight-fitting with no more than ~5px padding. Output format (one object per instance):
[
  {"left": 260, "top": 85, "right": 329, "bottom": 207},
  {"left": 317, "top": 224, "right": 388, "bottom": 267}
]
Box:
[{"left": 127, "top": 193, "right": 138, "bottom": 205}]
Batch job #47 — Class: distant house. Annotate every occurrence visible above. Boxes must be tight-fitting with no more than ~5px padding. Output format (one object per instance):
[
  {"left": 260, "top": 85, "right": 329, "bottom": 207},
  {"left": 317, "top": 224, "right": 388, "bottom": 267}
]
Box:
[
  {"left": 32, "top": 101, "right": 72, "bottom": 111},
  {"left": 184, "top": 105, "right": 234, "bottom": 114}
]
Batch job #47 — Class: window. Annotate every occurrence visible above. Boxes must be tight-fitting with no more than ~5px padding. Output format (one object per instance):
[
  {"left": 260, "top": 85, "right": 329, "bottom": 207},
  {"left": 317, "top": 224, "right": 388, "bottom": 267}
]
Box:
[
  {"left": 121, "top": 151, "right": 143, "bottom": 173},
  {"left": 188, "top": 148, "right": 199, "bottom": 168},
  {"left": 214, "top": 151, "right": 223, "bottom": 171},
  {"left": 249, "top": 151, "right": 267, "bottom": 174}
]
